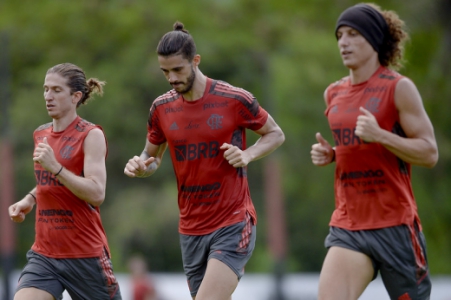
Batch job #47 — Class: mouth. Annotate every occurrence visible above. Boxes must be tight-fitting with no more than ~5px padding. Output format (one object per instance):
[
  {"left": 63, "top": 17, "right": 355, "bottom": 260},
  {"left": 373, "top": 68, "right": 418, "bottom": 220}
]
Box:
[{"left": 341, "top": 50, "right": 352, "bottom": 57}]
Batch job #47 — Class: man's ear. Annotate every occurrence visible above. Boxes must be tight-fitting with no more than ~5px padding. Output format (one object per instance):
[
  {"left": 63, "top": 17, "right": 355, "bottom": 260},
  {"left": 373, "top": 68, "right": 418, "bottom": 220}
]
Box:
[
  {"left": 72, "top": 91, "right": 83, "bottom": 104},
  {"left": 193, "top": 54, "right": 201, "bottom": 67}
]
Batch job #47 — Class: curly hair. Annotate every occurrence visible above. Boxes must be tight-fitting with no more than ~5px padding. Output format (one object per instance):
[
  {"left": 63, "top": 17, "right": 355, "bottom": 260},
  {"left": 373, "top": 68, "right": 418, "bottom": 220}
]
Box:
[{"left": 367, "top": 3, "right": 410, "bottom": 70}]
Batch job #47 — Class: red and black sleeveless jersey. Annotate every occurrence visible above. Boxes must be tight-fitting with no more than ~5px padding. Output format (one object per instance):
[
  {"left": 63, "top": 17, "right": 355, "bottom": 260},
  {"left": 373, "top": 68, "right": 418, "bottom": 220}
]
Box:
[
  {"left": 325, "top": 66, "right": 420, "bottom": 230},
  {"left": 147, "top": 78, "right": 268, "bottom": 235},
  {"left": 32, "top": 116, "right": 111, "bottom": 258}
]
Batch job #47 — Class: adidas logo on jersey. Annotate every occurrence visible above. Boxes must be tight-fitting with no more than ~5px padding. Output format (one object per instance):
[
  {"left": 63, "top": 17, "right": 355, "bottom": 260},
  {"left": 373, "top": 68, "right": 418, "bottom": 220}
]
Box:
[{"left": 170, "top": 122, "right": 179, "bottom": 130}]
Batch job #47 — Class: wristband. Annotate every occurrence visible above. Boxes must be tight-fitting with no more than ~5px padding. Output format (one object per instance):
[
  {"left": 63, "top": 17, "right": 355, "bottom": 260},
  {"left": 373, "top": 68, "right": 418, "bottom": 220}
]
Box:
[
  {"left": 54, "top": 165, "right": 63, "bottom": 176},
  {"left": 331, "top": 148, "right": 336, "bottom": 162},
  {"left": 28, "top": 193, "right": 36, "bottom": 201}
]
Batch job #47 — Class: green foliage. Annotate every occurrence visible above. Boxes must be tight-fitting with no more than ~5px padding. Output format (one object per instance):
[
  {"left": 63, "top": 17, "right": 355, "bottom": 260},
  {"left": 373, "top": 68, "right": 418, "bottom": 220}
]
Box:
[
  {"left": 2, "top": 0, "right": 451, "bottom": 275},
  {"left": 102, "top": 183, "right": 182, "bottom": 271}
]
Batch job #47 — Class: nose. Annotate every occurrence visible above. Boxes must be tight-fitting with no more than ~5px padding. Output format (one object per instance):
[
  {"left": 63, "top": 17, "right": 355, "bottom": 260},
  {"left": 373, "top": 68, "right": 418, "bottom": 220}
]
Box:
[
  {"left": 167, "top": 72, "right": 178, "bottom": 83},
  {"left": 338, "top": 35, "right": 349, "bottom": 48},
  {"left": 44, "top": 90, "right": 53, "bottom": 101}
]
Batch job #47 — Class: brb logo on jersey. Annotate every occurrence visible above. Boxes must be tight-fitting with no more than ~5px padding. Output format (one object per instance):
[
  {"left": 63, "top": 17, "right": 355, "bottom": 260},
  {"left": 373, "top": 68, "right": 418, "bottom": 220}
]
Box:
[
  {"left": 174, "top": 141, "right": 220, "bottom": 162},
  {"left": 332, "top": 128, "right": 363, "bottom": 146},
  {"left": 35, "top": 170, "right": 64, "bottom": 187}
]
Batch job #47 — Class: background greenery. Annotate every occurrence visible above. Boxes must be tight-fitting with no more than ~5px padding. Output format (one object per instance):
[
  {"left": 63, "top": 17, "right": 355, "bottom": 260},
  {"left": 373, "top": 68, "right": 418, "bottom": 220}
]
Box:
[{"left": 1, "top": 0, "right": 450, "bottom": 275}]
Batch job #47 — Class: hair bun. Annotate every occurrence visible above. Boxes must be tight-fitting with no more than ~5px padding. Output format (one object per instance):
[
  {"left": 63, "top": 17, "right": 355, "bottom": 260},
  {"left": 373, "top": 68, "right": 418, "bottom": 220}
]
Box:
[
  {"left": 174, "top": 21, "right": 184, "bottom": 31},
  {"left": 173, "top": 21, "right": 189, "bottom": 34}
]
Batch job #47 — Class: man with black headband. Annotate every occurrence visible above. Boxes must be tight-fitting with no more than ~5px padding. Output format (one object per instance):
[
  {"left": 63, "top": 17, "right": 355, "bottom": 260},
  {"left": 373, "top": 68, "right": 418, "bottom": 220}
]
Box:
[{"left": 311, "top": 3, "right": 437, "bottom": 300}]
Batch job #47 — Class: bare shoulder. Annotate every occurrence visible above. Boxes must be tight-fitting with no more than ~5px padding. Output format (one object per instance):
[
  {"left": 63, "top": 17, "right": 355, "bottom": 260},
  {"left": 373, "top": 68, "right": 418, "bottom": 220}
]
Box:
[
  {"left": 86, "top": 127, "right": 106, "bottom": 141},
  {"left": 84, "top": 128, "right": 107, "bottom": 154},
  {"left": 396, "top": 76, "right": 418, "bottom": 92},
  {"left": 394, "top": 77, "right": 423, "bottom": 111}
]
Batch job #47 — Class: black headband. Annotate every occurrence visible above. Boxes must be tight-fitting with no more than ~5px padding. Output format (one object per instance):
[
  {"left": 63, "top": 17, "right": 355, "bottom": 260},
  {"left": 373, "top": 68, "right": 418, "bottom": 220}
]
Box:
[{"left": 335, "top": 4, "right": 388, "bottom": 52}]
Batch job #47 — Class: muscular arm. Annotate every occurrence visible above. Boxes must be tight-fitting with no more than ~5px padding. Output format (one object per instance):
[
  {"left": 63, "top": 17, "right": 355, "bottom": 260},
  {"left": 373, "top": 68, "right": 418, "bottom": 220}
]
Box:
[
  {"left": 356, "top": 78, "right": 438, "bottom": 168},
  {"left": 246, "top": 114, "right": 285, "bottom": 161},
  {"left": 221, "top": 114, "right": 285, "bottom": 168},
  {"left": 55, "top": 128, "right": 108, "bottom": 206}
]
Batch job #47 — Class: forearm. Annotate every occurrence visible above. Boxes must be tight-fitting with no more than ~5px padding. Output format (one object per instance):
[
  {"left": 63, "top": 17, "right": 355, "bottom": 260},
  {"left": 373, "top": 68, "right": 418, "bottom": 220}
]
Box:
[
  {"left": 28, "top": 187, "right": 37, "bottom": 197},
  {"left": 27, "top": 187, "right": 37, "bottom": 205},
  {"left": 25, "top": 188, "right": 37, "bottom": 207},
  {"left": 55, "top": 168, "right": 106, "bottom": 206},
  {"left": 378, "top": 130, "right": 438, "bottom": 168},
  {"left": 245, "top": 131, "right": 285, "bottom": 162}
]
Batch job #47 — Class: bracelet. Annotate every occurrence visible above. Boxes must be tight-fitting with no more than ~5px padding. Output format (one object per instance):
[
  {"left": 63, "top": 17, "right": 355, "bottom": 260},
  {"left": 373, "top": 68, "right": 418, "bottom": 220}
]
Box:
[
  {"left": 54, "top": 165, "right": 63, "bottom": 176},
  {"left": 331, "top": 148, "right": 336, "bottom": 162},
  {"left": 28, "top": 193, "right": 36, "bottom": 201}
]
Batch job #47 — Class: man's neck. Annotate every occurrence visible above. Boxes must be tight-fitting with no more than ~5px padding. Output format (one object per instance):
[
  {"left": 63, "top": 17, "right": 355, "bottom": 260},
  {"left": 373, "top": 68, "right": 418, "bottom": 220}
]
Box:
[
  {"left": 349, "top": 59, "right": 381, "bottom": 85},
  {"left": 182, "top": 72, "right": 207, "bottom": 101},
  {"left": 52, "top": 112, "right": 78, "bottom": 132}
]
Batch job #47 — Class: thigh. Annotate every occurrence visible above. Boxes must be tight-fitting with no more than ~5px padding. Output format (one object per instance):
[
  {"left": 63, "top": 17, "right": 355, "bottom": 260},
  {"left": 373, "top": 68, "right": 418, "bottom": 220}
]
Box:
[
  {"left": 15, "top": 250, "right": 64, "bottom": 300},
  {"left": 376, "top": 224, "right": 431, "bottom": 300},
  {"left": 195, "top": 258, "right": 237, "bottom": 300},
  {"left": 196, "top": 215, "right": 256, "bottom": 300},
  {"left": 14, "top": 287, "right": 56, "bottom": 300},
  {"left": 180, "top": 233, "right": 210, "bottom": 298},
  {"left": 318, "top": 246, "right": 374, "bottom": 300},
  {"left": 209, "top": 213, "right": 256, "bottom": 279},
  {"left": 180, "top": 214, "right": 256, "bottom": 298},
  {"left": 60, "top": 250, "right": 122, "bottom": 300}
]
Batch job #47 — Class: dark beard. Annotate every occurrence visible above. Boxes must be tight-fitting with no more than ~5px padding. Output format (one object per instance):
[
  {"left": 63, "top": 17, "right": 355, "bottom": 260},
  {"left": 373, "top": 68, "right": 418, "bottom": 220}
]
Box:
[{"left": 178, "top": 67, "right": 196, "bottom": 94}]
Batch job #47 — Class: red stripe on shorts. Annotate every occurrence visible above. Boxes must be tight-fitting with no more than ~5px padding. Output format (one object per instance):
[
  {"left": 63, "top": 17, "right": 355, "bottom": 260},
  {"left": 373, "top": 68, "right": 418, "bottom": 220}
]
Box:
[
  {"left": 238, "top": 213, "right": 252, "bottom": 252},
  {"left": 408, "top": 224, "right": 428, "bottom": 283},
  {"left": 100, "top": 249, "right": 119, "bottom": 298}
]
